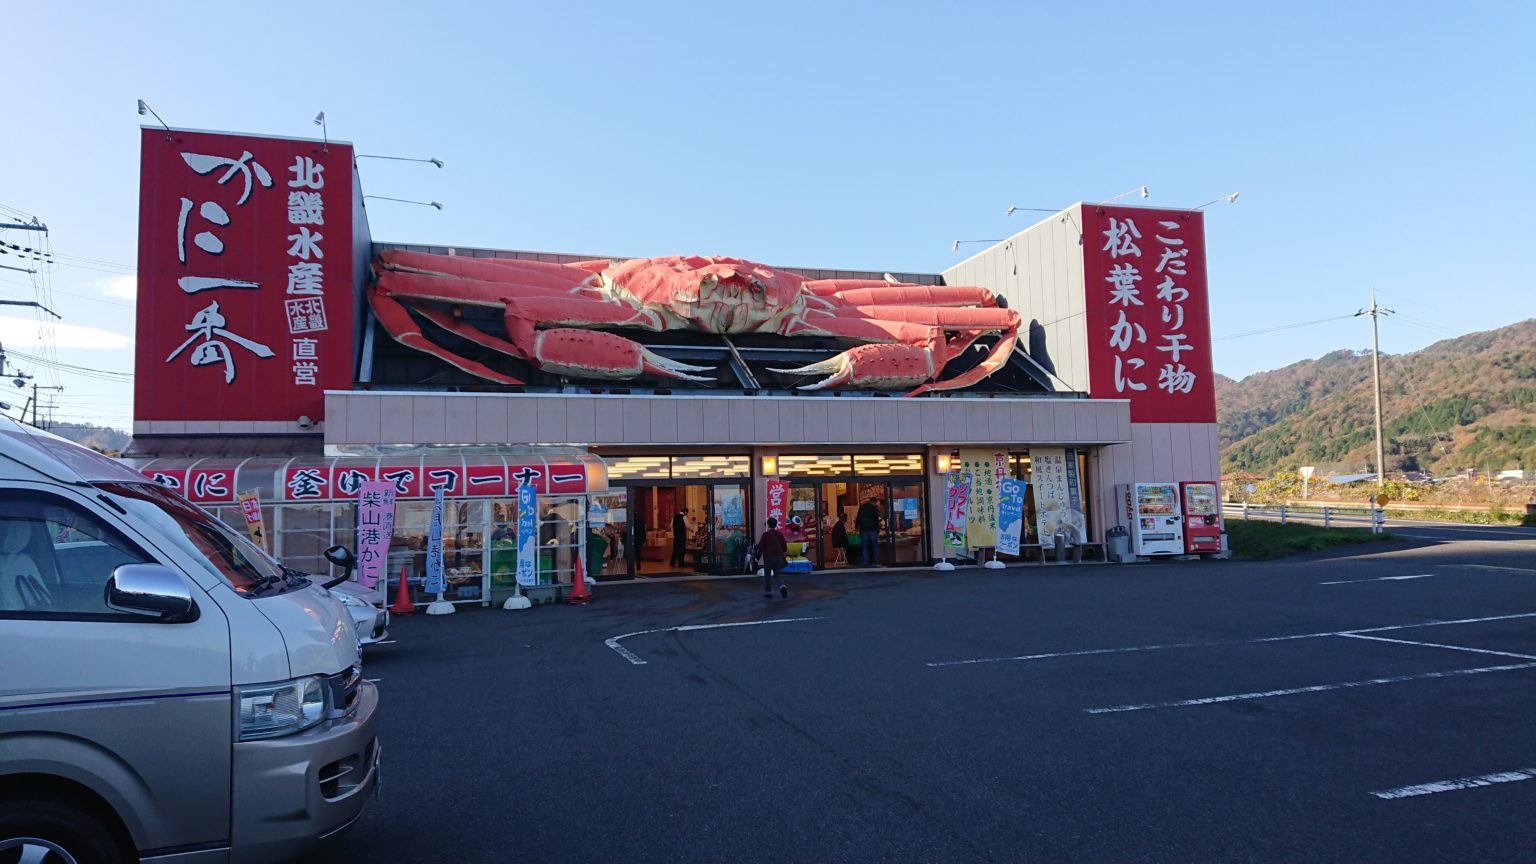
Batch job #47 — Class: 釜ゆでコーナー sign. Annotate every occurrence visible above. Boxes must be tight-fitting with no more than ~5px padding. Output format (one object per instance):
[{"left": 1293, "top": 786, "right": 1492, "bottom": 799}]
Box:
[{"left": 135, "top": 128, "right": 355, "bottom": 424}]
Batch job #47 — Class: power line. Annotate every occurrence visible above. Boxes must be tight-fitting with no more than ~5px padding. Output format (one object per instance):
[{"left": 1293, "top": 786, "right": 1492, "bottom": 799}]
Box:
[
  {"left": 4, "top": 348, "right": 133, "bottom": 381},
  {"left": 1213, "top": 313, "right": 1356, "bottom": 342}
]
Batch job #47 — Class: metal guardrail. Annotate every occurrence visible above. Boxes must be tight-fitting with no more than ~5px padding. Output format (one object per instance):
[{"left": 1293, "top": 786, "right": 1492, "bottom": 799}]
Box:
[{"left": 1221, "top": 502, "right": 1388, "bottom": 534}]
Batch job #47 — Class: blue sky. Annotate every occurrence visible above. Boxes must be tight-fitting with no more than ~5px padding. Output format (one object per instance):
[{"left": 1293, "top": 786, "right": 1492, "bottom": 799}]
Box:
[{"left": 2, "top": 0, "right": 1532, "bottom": 430}]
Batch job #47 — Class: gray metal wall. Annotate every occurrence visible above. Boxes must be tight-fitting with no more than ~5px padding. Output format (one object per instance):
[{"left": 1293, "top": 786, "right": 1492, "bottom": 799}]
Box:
[{"left": 942, "top": 205, "right": 1090, "bottom": 392}]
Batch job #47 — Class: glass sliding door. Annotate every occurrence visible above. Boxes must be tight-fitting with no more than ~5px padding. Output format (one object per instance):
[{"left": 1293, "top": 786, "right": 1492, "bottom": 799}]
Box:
[
  {"left": 885, "top": 480, "right": 926, "bottom": 564},
  {"left": 710, "top": 484, "right": 750, "bottom": 575}
]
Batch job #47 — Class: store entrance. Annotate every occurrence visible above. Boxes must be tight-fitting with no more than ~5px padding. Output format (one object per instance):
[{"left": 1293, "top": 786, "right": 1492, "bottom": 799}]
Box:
[
  {"left": 588, "top": 483, "right": 751, "bottom": 580},
  {"left": 789, "top": 479, "right": 927, "bottom": 569}
]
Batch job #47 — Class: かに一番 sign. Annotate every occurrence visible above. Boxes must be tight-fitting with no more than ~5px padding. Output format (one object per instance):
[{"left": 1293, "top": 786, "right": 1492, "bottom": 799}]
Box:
[{"left": 136, "top": 128, "right": 355, "bottom": 425}]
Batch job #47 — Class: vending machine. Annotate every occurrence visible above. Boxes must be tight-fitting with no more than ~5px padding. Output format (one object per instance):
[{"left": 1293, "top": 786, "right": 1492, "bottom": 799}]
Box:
[
  {"left": 1179, "top": 481, "right": 1223, "bottom": 555},
  {"left": 1115, "top": 483, "right": 1185, "bottom": 556}
]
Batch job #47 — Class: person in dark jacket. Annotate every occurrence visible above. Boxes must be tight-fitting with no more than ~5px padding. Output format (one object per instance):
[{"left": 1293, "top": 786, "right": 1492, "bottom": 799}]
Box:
[
  {"left": 854, "top": 497, "right": 882, "bottom": 566},
  {"left": 670, "top": 508, "right": 689, "bottom": 568},
  {"left": 757, "top": 517, "right": 788, "bottom": 599},
  {"left": 830, "top": 513, "right": 849, "bottom": 564}
]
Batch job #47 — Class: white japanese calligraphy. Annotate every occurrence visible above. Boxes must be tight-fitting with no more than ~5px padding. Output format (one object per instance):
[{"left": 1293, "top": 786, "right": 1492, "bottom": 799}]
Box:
[
  {"left": 1108, "top": 310, "right": 1147, "bottom": 351},
  {"left": 181, "top": 151, "right": 273, "bottom": 206},
  {"left": 287, "top": 156, "right": 326, "bottom": 190},
  {"left": 1158, "top": 363, "right": 1197, "bottom": 394},
  {"left": 1156, "top": 333, "right": 1192, "bottom": 363},
  {"left": 286, "top": 262, "right": 324, "bottom": 295},
  {"left": 285, "top": 297, "right": 329, "bottom": 334},
  {"left": 1155, "top": 246, "right": 1189, "bottom": 275},
  {"left": 1114, "top": 355, "right": 1147, "bottom": 392},
  {"left": 286, "top": 191, "right": 325, "bottom": 225},
  {"left": 1106, "top": 264, "right": 1144, "bottom": 306},
  {"left": 166, "top": 300, "right": 276, "bottom": 384},
  {"left": 286, "top": 227, "right": 324, "bottom": 260},
  {"left": 1155, "top": 276, "right": 1189, "bottom": 303},
  {"left": 1101, "top": 217, "right": 1142, "bottom": 258}
]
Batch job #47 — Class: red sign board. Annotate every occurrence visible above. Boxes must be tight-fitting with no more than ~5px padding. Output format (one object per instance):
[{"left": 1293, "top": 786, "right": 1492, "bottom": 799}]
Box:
[
  {"left": 135, "top": 129, "right": 355, "bottom": 424},
  {"left": 1080, "top": 205, "right": 1216, "bottom": 423}
]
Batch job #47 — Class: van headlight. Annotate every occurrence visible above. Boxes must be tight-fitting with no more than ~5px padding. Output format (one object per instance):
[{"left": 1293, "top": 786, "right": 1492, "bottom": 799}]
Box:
[{"left": 236, "top": 676, "right": 328, "bottom": 740}]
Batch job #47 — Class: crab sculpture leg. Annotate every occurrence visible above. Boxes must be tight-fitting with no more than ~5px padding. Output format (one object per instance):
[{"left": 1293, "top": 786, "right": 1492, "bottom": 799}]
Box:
[
  {"left": 370, "top": 251, "right": 713, "bottom": 383},
  {"left": 771, "top": 278, "right": 1022, "bottom": 396}
]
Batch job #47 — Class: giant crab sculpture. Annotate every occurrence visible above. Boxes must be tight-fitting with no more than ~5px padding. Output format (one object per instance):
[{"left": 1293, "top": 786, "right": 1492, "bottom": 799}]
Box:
[{"left": 369, "top": 250, "right": 1021, "bottom": 396}]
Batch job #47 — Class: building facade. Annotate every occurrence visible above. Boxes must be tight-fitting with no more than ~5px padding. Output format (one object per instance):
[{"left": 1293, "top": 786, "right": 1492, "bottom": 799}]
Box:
[{"left": 128, "top": 126, "right": 1219, "bottom": 606}]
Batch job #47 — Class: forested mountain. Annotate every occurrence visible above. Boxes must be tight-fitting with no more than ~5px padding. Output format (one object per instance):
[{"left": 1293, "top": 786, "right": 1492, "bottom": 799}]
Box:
[
  {"left": 1218, "top": 319, "right": 1536, "bottom": 476},
  {"left": 41, "top": 421, "right": 133, "bottom": 456}
]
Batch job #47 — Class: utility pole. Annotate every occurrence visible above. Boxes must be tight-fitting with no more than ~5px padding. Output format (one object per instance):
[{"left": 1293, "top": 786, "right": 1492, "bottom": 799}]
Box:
[
  {"left": 29, "top": 382, "right": 65, "bottom": 428},
  {"left": 1355, "top": 290, "right": 1393, "bottom": 487}
]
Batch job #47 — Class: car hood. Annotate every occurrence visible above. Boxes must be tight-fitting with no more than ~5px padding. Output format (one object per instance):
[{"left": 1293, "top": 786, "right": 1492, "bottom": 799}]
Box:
[{"left": 252, "top": 583, "right": 360, "bottom": 678}]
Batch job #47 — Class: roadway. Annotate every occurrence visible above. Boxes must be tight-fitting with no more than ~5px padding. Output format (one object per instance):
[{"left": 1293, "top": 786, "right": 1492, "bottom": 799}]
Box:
[{"left": 307, "top": 535, "right": 1536, "bottom": 863}]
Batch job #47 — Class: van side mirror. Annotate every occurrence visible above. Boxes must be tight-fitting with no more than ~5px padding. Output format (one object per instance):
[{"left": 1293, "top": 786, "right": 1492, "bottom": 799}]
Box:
[
  {"left": 322, "top": 545, "right": 357, "bottom": 589},
  {"left": 324, "top": 545, "right": 356, "bottom": 570},
  {"left": 106, "top": 565, "right": 198, "bottom": 622}
]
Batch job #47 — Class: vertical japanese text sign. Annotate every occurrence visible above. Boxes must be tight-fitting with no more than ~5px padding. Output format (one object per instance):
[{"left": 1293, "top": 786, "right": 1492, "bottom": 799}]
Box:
[
  {"left": 237, "top": 491, "right": 267, "bottom": 554},
  {"left": 355, "top": 480, "right": 397, "bottom": 591},
  {"left": 766, "top": 480, "right": 789, "bottom": 527},
  {"left": 996, "top": 478, "right": 1026, "bottom": 556},
  {"left": 958, "top": 449, "right": 1004, "bottom": 548},
  {"left": 424, "top": 487, "right": 446, "bottom": 595},
  {"left": 136, "top": 128, "right": 355, "bottom": 425},
  {"left": 1032, "top": 448, "right": 1085, "bottom": 543},
  {"left": 1080, "top": 205, "right": 1216, "bottom": 423},
  {"left": 516, "top": 479, "right": 539, "bottom": 588},
  {"left": 943, "top": 472, "right": 971, "bottom": 550}
]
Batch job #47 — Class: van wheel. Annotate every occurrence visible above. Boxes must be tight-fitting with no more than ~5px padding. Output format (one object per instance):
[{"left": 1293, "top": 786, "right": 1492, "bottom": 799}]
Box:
[{"left": 0, "top": 796, "right": 129, "bottom": 864}]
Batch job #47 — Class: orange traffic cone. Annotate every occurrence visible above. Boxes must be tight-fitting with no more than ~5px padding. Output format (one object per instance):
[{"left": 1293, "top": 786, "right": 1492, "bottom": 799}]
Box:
[
  {"left": 389, "top": 565, "right": 415, "bottom": 615},
  {"left": 566, "top": 554, "right": 591, "bottom": 605}
]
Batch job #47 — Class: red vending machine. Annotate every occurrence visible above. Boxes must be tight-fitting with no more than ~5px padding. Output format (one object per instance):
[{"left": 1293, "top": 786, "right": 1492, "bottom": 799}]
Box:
[{"left": 1179, "top": 481, "right": 1223, "bottom": 554}]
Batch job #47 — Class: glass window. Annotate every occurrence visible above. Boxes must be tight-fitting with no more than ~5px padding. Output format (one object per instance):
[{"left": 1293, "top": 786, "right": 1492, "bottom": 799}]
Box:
[
  {"left": 277, "top": 503, "right": 332, "bottom": 576},
  {"left": 387, "top": 498, "right": 488, "bottom": 605},
  {"left": 853, "top": 454, "right": 923, "bottom": 476},
  {"left": 585, "top": 490, "right": 629, "bottom": 581},
  {"left": 0, "top": 490, "right": 152, "bottom": 617},
  {"left": 487, "top": 494, "right": 583, "bottom": 588},
  {"left": 670, "top": 456, "right": 751, "bottom": 479},
  {"left": 95, "top": 482, "right": 284, "bottom": 595},
  {"left": 606, "top": 456, "right": 672, "bottom": 480},
  {"left": 780, "top": 454, "right": 851, "bottom": 477}
]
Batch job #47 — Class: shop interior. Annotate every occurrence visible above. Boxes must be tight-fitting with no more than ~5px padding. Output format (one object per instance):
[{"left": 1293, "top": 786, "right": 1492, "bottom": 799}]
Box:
[
  {"left": 780, "top": 453, "right": 928, "bottom": 569},
  {"left": 592, "top": 454, "right": 753, "bottom": 580}
]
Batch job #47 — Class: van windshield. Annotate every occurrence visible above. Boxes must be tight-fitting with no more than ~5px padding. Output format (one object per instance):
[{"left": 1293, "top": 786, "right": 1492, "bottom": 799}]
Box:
[{"left": 94, "top": 481, "right": 293, "bottom": 595}]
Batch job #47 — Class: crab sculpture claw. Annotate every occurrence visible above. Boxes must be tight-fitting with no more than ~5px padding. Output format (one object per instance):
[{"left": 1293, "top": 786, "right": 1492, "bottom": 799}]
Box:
[{"left": 772, "top": 344, "right": 936, "bottom": 391}]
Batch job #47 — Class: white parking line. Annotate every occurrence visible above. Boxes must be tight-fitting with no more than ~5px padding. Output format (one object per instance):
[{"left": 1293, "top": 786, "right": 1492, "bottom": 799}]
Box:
[
  {"left": 605, "top": 617, "right": 827, "bottom": 666},
  {"left": 1319, "top": 574, "right": 1433, "bottom": 585},
  {"left": 1337, "top": 632, "right": 1536, "bottom": 661},
  {"left": 926, "top": 611, "right": 1536, "bottom": 668},
  {"left": 1372, "top": 767, "right": 1536, "bottom": 800},
  {"left": 1083, "top": 662, "right": 1536, "bottom": 714},
  {"left": 1452, "top": 564, "right": 1536, "bottom": 574}
]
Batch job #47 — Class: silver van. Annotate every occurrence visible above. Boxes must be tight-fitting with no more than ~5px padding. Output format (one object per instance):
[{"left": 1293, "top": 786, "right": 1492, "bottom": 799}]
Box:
[{"left": 0, "top": 419, "right": 379, "bottom": 863}]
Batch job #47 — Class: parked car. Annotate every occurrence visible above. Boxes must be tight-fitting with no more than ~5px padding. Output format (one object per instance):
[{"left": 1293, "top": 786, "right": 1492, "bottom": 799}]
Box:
[
  {"left": 317, "top": 546, "right": 390, "bottom": 647},
  {"left": 0, "top": 418, "right": 380, "bottom": 863}
]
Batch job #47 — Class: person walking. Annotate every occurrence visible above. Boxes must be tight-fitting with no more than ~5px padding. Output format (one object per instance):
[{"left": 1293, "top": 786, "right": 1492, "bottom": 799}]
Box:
[
  {"left": 855, "top": 496, "right": 882, "bottom": 566},
  {"left": 757, "top": 517, "right": 789, "bottom": 599},
  {"left": 670, "top": 508, "right": 689, "bottom": 568}
]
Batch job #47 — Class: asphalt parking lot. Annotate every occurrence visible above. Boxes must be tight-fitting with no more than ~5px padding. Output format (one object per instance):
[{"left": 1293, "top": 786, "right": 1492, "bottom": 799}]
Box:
[{"left": 305, "top": 530, "right": 1536, "bottom": 863}]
